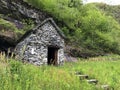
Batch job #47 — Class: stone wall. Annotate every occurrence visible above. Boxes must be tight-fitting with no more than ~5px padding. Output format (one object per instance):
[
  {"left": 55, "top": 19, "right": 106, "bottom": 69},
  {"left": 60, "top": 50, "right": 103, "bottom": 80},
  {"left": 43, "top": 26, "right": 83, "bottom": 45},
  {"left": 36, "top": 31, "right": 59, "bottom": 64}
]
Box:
[{"left": 15, "top": 20, "right": 64, "bottom": 65}]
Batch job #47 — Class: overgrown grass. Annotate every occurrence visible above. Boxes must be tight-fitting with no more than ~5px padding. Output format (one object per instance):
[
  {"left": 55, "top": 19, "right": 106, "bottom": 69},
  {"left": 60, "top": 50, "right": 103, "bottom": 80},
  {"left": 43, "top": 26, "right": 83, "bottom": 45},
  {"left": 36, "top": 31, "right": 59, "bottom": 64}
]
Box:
[
  {"left": 62, "top": 55, "right": 120, "bottom": 89},
  {"left": 0, "top": 53, "right": 96, "bottom": 90},
  {"left": 0, "top": 53, "right": 120, "bottom": 89}
]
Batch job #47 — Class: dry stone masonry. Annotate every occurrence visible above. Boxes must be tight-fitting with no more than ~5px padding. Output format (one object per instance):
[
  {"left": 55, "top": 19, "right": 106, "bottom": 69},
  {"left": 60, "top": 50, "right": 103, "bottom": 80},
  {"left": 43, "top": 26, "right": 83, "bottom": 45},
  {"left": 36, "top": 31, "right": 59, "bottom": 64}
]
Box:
[{"left": 15, "top": 18, "right": 65, "bottom": 66}]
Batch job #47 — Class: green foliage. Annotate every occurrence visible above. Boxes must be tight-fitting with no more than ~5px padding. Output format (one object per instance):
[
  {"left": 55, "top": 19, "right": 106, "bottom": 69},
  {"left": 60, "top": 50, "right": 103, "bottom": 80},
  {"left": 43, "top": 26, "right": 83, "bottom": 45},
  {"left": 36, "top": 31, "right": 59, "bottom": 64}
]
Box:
[
  {"left": 24, "top": 0, "right": 82, "bottom": 29},
  {"left": 93, "top": 3, "right": 120, "bottom": 24},
  {"left": 79, "top": 9, "right": 120, "bottom": 52},
  {"left": 24, "top": 0, "right": 120, "bottom": 56},
  {"left": 22, "top": 19, "right": 35, "bottom": 32}
]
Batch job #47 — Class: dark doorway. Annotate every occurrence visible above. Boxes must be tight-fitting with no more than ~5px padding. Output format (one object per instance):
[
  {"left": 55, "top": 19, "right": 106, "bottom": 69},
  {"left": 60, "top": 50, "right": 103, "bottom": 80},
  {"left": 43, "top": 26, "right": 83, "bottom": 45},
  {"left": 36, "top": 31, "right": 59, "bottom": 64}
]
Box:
[{"left": 48, "top": 47, "right": 58, "bottom": 65}]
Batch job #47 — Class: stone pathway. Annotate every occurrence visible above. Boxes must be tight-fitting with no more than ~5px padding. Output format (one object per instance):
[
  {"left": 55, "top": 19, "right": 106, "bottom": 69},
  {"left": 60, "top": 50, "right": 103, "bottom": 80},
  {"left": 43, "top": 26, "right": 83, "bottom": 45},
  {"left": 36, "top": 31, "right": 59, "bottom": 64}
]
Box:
[{"left": 75, "top": 71, "right": 113, "bottom": 90}]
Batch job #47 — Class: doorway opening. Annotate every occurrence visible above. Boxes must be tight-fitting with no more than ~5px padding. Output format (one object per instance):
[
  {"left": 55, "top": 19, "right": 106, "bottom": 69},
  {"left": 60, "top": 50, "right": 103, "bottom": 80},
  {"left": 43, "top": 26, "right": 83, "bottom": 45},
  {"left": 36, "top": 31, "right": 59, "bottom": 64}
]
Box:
[{"left": 48, "top": 47, "right": 58, "bottom": 65}]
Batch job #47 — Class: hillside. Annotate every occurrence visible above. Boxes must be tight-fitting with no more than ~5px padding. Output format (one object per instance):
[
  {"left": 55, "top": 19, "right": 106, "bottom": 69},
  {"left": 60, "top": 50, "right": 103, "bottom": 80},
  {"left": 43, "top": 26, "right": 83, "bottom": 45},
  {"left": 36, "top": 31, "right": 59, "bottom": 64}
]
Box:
[
  {"left": 93, "top": 3, "right": 120, "bottom": 24},
  {"left": 0, "top": 0, "right": 120, "bottom": 57},
  {"left": 24, "top": 0, "right": 120, "bottom": 57}
]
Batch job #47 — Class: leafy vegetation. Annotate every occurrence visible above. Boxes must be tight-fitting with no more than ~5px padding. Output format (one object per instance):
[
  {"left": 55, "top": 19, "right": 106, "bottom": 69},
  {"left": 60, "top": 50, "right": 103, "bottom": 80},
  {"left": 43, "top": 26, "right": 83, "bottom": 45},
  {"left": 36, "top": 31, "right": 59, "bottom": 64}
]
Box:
[
  {"left": 93, "top": 3, "right": 120, "bottom": 24},
  {"left": 0, "top": 53, "right": 120, "bottom": 90},
  {"left": 24, "top": 0, "right": 120, "bottom": 56}
]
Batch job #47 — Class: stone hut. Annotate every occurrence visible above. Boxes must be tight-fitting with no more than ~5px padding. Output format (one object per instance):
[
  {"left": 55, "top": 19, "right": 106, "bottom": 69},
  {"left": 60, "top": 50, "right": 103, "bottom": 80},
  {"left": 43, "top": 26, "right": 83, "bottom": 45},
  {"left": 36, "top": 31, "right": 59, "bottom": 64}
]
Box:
[{"left": 15, "top": 18, "right": 65, "bottom": 66}]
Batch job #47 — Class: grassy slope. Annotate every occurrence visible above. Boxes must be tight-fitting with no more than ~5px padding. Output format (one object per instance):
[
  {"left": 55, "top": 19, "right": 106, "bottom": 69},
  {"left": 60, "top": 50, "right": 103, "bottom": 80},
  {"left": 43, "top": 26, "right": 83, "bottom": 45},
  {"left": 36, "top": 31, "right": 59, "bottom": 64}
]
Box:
[
  {"left": 0, "top": 18, "right": 18, "bottom": 32},
  {"left": 93, "top": 3, "right": 120, "bottom": 24},
  {"left": 0, "top": 17, "right": 25, "bottom": 42},
  {"left": 24, "top": 0, "right": 120, "bottom": 56},
  {"left": 0, "top": 16, "right": 35, "bottom": 45},
  {"left": 0, "top": 53, "right": 120, "bottom": 90}
]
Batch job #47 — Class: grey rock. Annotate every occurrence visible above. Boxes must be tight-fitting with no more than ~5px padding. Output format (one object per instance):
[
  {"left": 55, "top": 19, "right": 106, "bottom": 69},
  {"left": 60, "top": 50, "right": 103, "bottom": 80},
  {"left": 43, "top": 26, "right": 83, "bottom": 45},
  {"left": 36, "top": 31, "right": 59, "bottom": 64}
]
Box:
[
  {"left": 101, "top": 85, "right": 110, "bottom": 90},
  {"left": 87, "top": 79, "right": 98, "bottom": 84},
  {"left": 76, "top": 74, "right": 89, "bottom": 80},
  {"left": 0, "top": 0, "right": 47, "bottom": 23}
]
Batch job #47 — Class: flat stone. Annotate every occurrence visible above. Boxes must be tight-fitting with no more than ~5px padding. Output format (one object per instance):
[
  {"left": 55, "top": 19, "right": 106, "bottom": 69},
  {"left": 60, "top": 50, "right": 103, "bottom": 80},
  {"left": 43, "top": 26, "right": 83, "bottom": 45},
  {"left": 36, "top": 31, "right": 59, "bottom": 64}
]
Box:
[
  {"left": 75, "top": 72, "right": 82, "bottom": 75},
  {"left": 76, "top": 74, "right": 89, "bottom": 80},
  {"left": 87, "top": 79, "right": 98, "bottom": 84},
  {"left": 101, "top": 85, "right": 110, "bottom": 90}
]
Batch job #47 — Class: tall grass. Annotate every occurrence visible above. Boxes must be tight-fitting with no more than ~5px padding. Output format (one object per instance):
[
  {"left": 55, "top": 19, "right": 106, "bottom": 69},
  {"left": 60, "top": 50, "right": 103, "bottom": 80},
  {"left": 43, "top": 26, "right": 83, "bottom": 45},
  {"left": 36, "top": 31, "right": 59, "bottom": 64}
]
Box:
[
  {"left": 62, "top": 55, "right": 120, "bottom": 89},
  {"left": 0, "top": 52, "right": 120, "bottom": 89},
  {"left": 0, "top": 53, "right": 96, "bottom": 90}
]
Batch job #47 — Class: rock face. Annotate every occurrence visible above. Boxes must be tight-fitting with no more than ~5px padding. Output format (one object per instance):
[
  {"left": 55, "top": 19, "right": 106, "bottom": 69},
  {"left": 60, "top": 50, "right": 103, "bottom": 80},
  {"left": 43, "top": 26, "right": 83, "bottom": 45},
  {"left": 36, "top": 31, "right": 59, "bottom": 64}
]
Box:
[
  {"left": 15, "top": 18, "right": 65, "bottom": 65},
  {"left": 0, "top": 0, "right": 48, "bottom": 52},
  {"left": 0, "top": 0, "right": 47, "bottom": 23}
]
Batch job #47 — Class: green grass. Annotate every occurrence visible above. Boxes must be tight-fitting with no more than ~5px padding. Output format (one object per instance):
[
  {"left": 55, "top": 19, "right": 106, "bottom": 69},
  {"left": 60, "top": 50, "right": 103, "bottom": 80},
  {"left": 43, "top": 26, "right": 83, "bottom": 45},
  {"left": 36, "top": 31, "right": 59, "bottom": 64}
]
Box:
[
  {"left": 0, "top": 53, "right": 96, "bottom": 90},
  {"left": 0, "top": 53, "right": 120, "bottom": 90},
  {"left": 62, "top": 55, "right": 120, "bottom": 89}
]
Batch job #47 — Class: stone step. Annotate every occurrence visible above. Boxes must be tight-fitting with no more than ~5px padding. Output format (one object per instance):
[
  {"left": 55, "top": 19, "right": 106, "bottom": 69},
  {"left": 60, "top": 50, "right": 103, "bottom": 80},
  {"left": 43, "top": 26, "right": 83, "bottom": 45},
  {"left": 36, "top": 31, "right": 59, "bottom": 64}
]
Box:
[
  {"left": 101, "top": 85, "right": 111, "bottom": 90},
  {"left": 76, "top": 74, "right": 89, "bottom": 80},
  {"left": 87, "top": 79, "right": 98, "bottom": 84},
  {"left": 75, "top": 71, "right": 82, "bottom": 75}
]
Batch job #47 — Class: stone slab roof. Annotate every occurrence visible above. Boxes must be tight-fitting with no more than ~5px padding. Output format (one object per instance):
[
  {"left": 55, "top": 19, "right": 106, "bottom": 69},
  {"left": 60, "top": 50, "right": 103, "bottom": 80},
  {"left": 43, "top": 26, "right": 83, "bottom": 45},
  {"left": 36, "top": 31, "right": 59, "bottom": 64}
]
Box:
[
  {"left": 33, "top": 18, "right": 65, "bottom": 39},
  {"left": 17, "top": 18, "right": 65, "bottom": 43}
]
